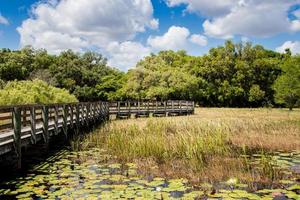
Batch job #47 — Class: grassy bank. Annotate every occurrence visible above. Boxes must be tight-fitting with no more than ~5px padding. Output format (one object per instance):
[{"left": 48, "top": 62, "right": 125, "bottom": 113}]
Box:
[{"left": 80, "top": 108, "right": 300, "bottom": 186}]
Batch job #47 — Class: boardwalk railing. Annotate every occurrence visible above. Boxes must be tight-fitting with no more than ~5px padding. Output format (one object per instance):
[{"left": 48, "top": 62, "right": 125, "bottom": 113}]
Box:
[
  {"left": 0, "top": 100, "right": 194, "bottom": 168},
  {"left": 109, "top": 100, "right": 194, "bottom": 118}
]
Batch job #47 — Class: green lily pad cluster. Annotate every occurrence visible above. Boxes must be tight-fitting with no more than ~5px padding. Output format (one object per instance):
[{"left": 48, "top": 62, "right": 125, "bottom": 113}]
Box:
[{"left": 0, "top": 148, "right": 299, "bottom": 199}]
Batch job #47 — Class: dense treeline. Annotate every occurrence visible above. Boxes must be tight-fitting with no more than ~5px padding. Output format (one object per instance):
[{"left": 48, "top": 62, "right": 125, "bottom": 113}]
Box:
[{"left": 0, "top": 41, "right": 299, "bottom": 108}]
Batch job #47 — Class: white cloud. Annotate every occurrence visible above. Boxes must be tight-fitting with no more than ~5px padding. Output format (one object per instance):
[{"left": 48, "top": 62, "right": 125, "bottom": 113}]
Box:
[
  {"left": 0, "top": 13, "right": 9, "bottom": 25},
  {"left": 189, "top": 34, "right": 208, "bottom": 46},
  {"left": 276, "top": 41, "right": 300, "bottom": 55},
  {"left": 147, "top": 26, "right": 207, "bottom": 51},
  {"left": 17, "top": 0, "right": 158, "bottom": 53},
  {"left": 166, "top": 0, "right": 237, "bottom": 17},
  {"left": 147, "top": 26, "right": 190, "bottom": 50},
  {"left": 106, "top": 41, "right": 151, "bottom": 71},
  {"left": 167, "top": 0, "right": 300, "bottom": 38},
  {"left": 107, "top": 26, "right": 207, "bottom": 70}
]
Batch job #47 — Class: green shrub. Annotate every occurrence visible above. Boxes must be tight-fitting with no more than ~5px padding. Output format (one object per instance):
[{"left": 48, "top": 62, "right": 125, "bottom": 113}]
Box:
[{"left": 0, "top": 80, "right": 78, "bottom": 105}]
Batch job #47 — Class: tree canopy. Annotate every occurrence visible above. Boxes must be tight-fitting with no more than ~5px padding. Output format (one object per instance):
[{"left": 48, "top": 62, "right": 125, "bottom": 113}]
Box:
[
  {"left": 273, "top": 55, "right": 300, "bottom": 110},
  {"left": 0, "top": 41, "right": 299, "bottom": 109},
  {"left": 0, "top": 80, "right": 77, "bottom": 105}
]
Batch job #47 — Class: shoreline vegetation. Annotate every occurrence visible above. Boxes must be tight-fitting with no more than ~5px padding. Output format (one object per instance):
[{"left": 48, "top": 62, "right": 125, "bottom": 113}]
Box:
[
  {"left": 1, "top": 41, "right": 300, "bottom": 110},
  {"left": 76, "top": 108, "right": 300, "bottom": 188}
]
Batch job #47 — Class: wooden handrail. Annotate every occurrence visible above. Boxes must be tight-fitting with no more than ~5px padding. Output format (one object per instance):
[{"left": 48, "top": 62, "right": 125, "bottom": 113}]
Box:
[{"left": 0, "top": 100, "right": 194, "bottom": 168}]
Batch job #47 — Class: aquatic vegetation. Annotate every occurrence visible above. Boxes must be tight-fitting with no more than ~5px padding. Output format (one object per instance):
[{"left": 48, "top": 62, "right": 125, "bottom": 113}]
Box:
[
  {"left": 1, "top": 108, "right": 300, "bottom": 199},
  {"left": 0, "top": 148, "right": 299, "bottom": 199}
]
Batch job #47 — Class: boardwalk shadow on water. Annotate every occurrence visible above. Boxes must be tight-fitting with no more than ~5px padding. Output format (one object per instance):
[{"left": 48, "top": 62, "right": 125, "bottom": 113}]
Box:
[{"left": 0, "top": 133, "right": 71, "bottom": 181}]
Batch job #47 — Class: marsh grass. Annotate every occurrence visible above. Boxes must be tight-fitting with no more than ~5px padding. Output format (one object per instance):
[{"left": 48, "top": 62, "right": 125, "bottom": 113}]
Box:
[{"left": 80, "top": 108, "right": 300, "bottom": 184}]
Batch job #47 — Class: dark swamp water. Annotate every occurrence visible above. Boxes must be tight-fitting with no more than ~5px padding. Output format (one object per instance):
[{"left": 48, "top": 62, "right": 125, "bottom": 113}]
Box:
[{"left": 0, "top": 144, "right": 299, "bottom": 199}]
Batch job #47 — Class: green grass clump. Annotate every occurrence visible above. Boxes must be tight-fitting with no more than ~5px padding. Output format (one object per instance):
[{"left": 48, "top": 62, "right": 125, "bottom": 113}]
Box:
[
  {"left": 90, "top": 119, "right": 229, "bottom": 169},
  {"left": 0, "top": 80, "right": 78, "bottom": 105}
]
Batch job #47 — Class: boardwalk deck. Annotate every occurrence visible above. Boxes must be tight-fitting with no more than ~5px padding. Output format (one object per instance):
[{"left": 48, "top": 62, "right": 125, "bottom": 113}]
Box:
[{"left": 0, "top": 100, "right": 194, "bottom": 168}]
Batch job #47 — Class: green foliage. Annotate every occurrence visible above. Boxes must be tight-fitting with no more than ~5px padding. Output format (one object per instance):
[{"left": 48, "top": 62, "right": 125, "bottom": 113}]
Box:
[
  {"left": 117, "top": 51, "right": 198, "bottom": 100},
  {"left": 249, "top": 85, "right": 265, "bottom": 102},
  {"left": 0, "top": 80, "right": 78, "bottom": 105},
  {"left": 0, "top": 41, "right": 296, "bottom": 108},
  {"left": 273, "top": 55, "right": 300, "bottom": 110},
  {"left": 119, "top": 42, "right": 282, "bottom": 107},
  {"left": 49, "top": 50, "right": 123, "bottom": 101}
]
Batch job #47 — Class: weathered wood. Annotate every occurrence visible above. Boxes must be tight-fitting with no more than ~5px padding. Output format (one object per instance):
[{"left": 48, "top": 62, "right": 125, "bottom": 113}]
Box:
[
  {"left": 13, "top": 107, "right": 22, "bottom": 169},
  {"left": 30, "top": 107, "right": 37, "bottom": 144},
  {"left": 62, "top": 105, "right": 68, "bottom": 137},
  {"left": 54, "top": 105, "right": 59, "bottom": 135},
  {"left": 42, "top": 106, "right": 49, "bottom": 144},
  {"left": 0, "top": 100, "right": 194, "bottom": 165},
  {"left": 75, "top": 104, "right": 80, "bottom": 134}
]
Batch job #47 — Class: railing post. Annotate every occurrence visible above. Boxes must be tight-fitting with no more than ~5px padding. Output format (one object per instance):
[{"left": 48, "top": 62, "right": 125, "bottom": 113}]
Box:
[
  {"left": 172, "top": 101, "right": 174, "bottom": 112},
  {"left": 179, "top": 100, "right": 182, "bottom": 114},
  {"left": 42, "top": 105, "right": 49, "bottom": 145},
  {"left": 62, "top": 105, "right": 68, "bottom": 137},
  {"left": 117, "top": 102, "right": 120, "bottom": 117},
  {"left": 128, "top": 101, "right": 131, "bottom": 118},
  {"left": 54, "top": 105, "right": 59, "bottom": 135},
  {"left": 75, "top": 104, "right": 80, "bottom": 134},
  {"left": 30, "top": 107, "right": 37, "bottom": 144},
  {"left": 87, "top": 103, "right": 91, "bottom": 125},
  {"left": 106, "top": 102, "right": 109, "bottom": 120},
  {"left": 164, "top": 101, "right": 167, "bottom": 116},
  {"left": 192, "top": 101, "right": 195, "bottom": 114},
  {"left": 70, "top": 105, "right": 74, "bottom": 128},
  {"left": 13, "top": 107, "right": 22, "bottom": 169}
]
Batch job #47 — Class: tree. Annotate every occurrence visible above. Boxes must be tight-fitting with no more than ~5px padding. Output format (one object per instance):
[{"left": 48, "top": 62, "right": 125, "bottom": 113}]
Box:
[
  {"left": 0, "top": 47, "right": 35, "bottom": 81},
  {"left": 273, "top": 55, "right": 300, "bottom": 110},
  {"left": 0, "top": 80, "right": 78, "bottom": 105},
  {"left": 118, "top": 50, "right": 198, "bottom": 100}
]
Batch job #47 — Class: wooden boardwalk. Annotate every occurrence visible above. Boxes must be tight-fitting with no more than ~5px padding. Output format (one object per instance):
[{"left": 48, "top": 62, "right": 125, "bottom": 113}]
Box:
[{"left": 0, "top": 100, "right": 194, "bottom": 168}]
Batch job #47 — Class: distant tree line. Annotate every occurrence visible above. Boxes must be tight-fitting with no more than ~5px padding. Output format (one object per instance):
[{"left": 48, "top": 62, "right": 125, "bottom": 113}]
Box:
[{"left": 0, "top": 41, "right": 299, "bottom": 109}]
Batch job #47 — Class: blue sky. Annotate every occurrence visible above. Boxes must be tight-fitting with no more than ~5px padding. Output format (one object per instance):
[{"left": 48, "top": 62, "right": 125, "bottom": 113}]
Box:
[{"left": 0, "top": 0, "right": 300, "bottom": 70}]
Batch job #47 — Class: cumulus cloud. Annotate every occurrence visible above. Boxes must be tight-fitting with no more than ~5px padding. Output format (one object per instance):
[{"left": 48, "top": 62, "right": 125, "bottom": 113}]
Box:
[
  {"left": 17, "top": 0, "right": 158, "bottom": 53},
  {"left": 276, "top": 41, "right": 300, "bottom": 55},
  {"left": 106, "top": 41, "right": 151, "bottom": 71},
  {"left": 166, "top": 0, "right": 237, "bottom": 17},
  {"left": 189, "top": 34, "right": 207, "bottom": 46},
  {"left": 0, "top": 13, "right": 9, "bottom": 25},
  {"left": 147, "top": 26, "right": 190, "bottom": 50},
  {"left": 167, "top": 0, "right": 300, "bottom": 38},
  {"left": 147, "top": 26, "right": 207, "bottom": 51}
]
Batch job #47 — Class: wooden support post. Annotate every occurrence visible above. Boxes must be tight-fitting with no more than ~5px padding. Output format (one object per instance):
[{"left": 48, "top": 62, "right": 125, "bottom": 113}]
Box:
[
  {"left": 42, "top": 106, "right": 49, "bottom": 145},
  {"left": 164, "top": 101, "right": 167, "bottom": 116},
  {"left": 91, "top": 103, "right": 95, "bottom": 122},
  {"left": 54, "top": 105, "right": 59, "bottom": 135},
  {"left": 128, "top": 101, "right": 131, "bottom": 118},
  {"left": 172, "top": 101, "right": 174, "bottom": 112},
  {"left": 192, "top": 101, "right": 195, "bottom": 114},
  {"left": 13, "top": 107, "right": 22, "bottom": 169},
  {"left": 62, "top": 105, "right": 68, "bottom": 137},
  {"left": 179, "top": 100, "right": 182, "bottom": 114},
  {"left": 75, "top": 104, "right": 80, "bottom": 134},
  {"left": 30, "top": 107, "right": 37, "bottom": 144},
  {"left": 104, "top": 102, "right": 108, "bottom": 120},
  {"left": 117, "top": 102, "right": 120, "bottom": 118},
  {"left": 86, "top": 104, "right": 90, "bottom": 126},
  {"left": 70, "top": 105, "right": 74, "bottom": 128}
]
